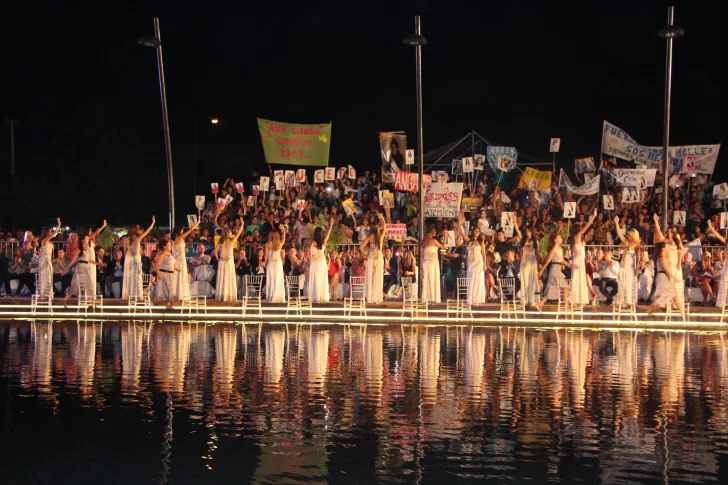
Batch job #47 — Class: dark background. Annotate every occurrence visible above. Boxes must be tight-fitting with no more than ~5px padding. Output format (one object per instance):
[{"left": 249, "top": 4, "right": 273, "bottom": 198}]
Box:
[{"left": 1, "top": 1, "right": 725, "bottom": 229}]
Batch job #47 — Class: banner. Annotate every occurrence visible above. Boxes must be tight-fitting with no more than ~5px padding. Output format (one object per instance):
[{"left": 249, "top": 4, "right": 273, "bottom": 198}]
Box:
[
  {"left": 461, "top": 197, "right": 483, "bottom": 211},
  {"left": 609, "top": 168, "right": 657, "bottom": 187},
  {"left": 385, "top": 223, "right": 407, "bottom": 241},
  {"left": 560, "top": 169, "right": 600, "bottom": 195},
  {"left": 518, "top": 167, "right": 552, "bottom": 191},
  {"left": 575, "top": 157, "right": 595, "bottom": 173},
  {"left": 487, "top": 146, "right": 518, "bottom": 171},
  {"left": 423, "top": 183, "right": 463, "bottom": 218},
  {"left": 379, "top": 132, "right": 407, "bottom": 184},
  {"left": 601, "top": 120, "right": 720, "bottom": 174},
  {"left": 257, "top": 118, "right": 331, "bottom": 166}
]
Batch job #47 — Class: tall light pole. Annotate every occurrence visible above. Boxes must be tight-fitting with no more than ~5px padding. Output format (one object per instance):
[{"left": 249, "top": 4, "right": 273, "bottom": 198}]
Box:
[
  {"left": 403, "top": 16, "right": 427, "bottom": 295},
  {"left": 194, "top": 116, "right": 219, "bottom": 197},
  {"left": 658, "top": 6, "right": 684, "bottom": 232},
  {"left": 139, "top": 18, "right": 175, "bottom": 229},
  {"left": 5, "top": 119, "right": 17, "bottom": 185}
]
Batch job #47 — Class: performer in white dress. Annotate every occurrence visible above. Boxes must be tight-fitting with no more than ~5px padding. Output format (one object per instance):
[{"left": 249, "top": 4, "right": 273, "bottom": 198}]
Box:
[
  {"left": 569, "top": 209, "right": 597, "bottom": 306},
  {"left": 648, "top": 215, "right": 683, "bottom": 315},
  {"left": 171, "top": 214, "right": 200, "bottom": 301},
  {"left": 459, "top": 215, "right": 485, "bottom": 305},
  {"left": 122, "top": 217, "right": 155, "bottom": 299},
  {"left": 38, "top": 218, "right": 62, "bottom": 297},
  {"left": 420, "top": 226, "right": 446, "bottom": 304},
  {"left": 308, "top": 216, "right": 334, "bottom": 303},
  {"left": 706, "top": 220, "right": 728, "bottom": 307},
  {"left": 360, "top": 213, "right": 387, "bottom": 304},
  {"left": 83, "top": 220, "right": 107, "bottom": 296},
  {"left": 613, "top": 215, "right": 640, "bottom": 307},
  {"left": 536, "top": 233, "right": 572, "bottom": 312},
  {"left": 152, "top": 240, "right": 179, "bottom": 304},
  {"left": 63, "top": 235, "right": 99, "bottom": 300},
  {"left": 519, "top": 226, "right": 541, "bottom": 307},
  {"left": 264, "top": 224, "right": 287, "bottom": 303},
  {"left": 215, "top": 219, "right": 245, "bottom": 302}
]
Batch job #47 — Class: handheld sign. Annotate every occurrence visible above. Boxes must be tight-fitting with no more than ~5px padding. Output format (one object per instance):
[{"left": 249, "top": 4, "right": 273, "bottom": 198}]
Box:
[
  {"left": 224, "top": 194, "right": 233, "bottom": 206},
  {"left": 563, "top": 201, "right": 576, "bottom": 219},
  {"left": 673, "top": 211, "right": 686, "bottom": 227},
  {"left": 325, "top": 167, "right": 335, "bottom": 181},
  {"left": 462, "top": 157, "right": 474, "bottom": 173},
  {"left": 445, "top": 230, "right": 456, "bottom": 248},
  {"left": 406, "top": 149, "right": 414, "bottom": 165},
  {"left": 622, "top": 187, "right": 639, "bottom": 204},
  {"left": 259, "top": 176, "right": 270, "bottom": 192},
  {"left": 251, "top": 185, "right": 260, "bottom": 196},
  {"left": 501, "top": 211, "right": 515, "bottom": 238},
  {"left": 474, "top": 154, "right": 485, "bottom": 170},
  {"left": 314, "top": 169, "right": 324, "bottom": 184},
  {"left": 211, "top": 182, "right": 219, "bottom": 194},
  {"left": 603, "top": 195, "right": 614, "bottom": 211},
  {"left": 295, "top": 199, "right": 306, "bottom": 211},
  {"left": 342, "top": 199, "right": 356, "bottom": 216},
  {"left": 549, "top": 138, "right": 561, "bottom": 153},
  {"left": 721, "top": 212, "right": 728, "bottom": 230},
  {"left": 381, "top": 192, "right": 394, "bottom": 209},
  {"left": 337, "top": 167, "right": 347, "bottom": 180},
  {"left": 235, "top": 182, "right": 245, "bottom": 194},
  {"left": 195, "top": 195, "right": 206, "bottom": 211},
  {"left": 296, "top": 169, "right": 306, "bottom": 183},
  {"left": 348, "top": 165, "right": 356, "bottom": 180},
  {"left": 247, "top": 195, "right": 256, "bottom": 207},
  {"left": 187, "top": 214, "right": 198, "bottom": 227}
]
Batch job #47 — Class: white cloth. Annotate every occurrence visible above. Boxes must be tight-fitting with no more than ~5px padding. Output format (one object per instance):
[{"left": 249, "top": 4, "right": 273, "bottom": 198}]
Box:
[
  {"left": 68, "top": 247, "right": 94, "bottom": 297},
  {"left": 174, "top": 241, "right": 189, "bottom": 301},
  {"left": 307, "top": 246, "right": 329, "bottom": 303},
  {"left": 153, "top": 255, "right": 177, "bottom": 302},
  {"left": 616, "top": 248, "right": 636, "bottom": 305},
  {"left": 266, "top": 249, "right": 286, "bottom": 303},
  {"left": 544, "top": 248, "right": 566, "bottom": 300},
  {"left": 570, "top": 243, "right": 590, "bottom": 305},
  {"left": 466, "top": 244, "right": 485, "bottom": 305},
  {"left": 216, "top": 241, "right": 237, "bottom": 302},
  {"left": 38, "top": 243, "right": 54, "bottom": 296},
  {"left": 520, "top": 243, "right": 540, "bottom": 306},
  {"left": 365, "top": 245, "right": 384, "bottom": 304},
  {"left": 716, "top": 254, "right": 728, "bottom": 307},
  {"left": 421, "top": 246, "right": 441, "bottom": 303},
  {"left": 638, "top": 262, "right": 655, "bottom": 301},
  {"left": 122, "top": 242, "right": 143, "bottom": 298}
]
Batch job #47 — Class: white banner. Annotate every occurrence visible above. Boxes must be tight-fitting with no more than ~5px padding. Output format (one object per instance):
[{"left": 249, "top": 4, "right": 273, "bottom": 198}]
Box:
[
  {"left": 575, "top": 157, "right": 595, "bottom": 173},
  {"left": 609, "top": 168, "right": 657, "bottom": 187},
  {"left": 423, "top": 182, "right": 463, "bottom": 218},
  {"left": 385, "top": 223, "right": 407, "bottom": 240},
  {"left": 560, "top": 169, "right": 600, "bottom": 195},
  {"left": 601, "top": 120, "right": 720, "bottom": 174}
]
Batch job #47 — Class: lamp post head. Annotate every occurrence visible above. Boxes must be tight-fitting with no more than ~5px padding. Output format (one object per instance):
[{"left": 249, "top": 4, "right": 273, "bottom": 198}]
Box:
[
  {"left": 658, "top": 25, "right": 684, "bottom": 38},
  {"left": 138, "top": 36, "right": 161, "bottom": 48},
  {"left": 210, "top": 118, "right": 219, "bottom": 124},
  {"left": 403, "top": 33, "right": 427, "bottom": 46}
]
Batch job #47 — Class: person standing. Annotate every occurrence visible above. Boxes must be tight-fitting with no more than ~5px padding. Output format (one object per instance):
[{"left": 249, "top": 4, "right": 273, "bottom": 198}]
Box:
[
  {"left": 172, "top": 214, "right": 200, "bottom": 301},
  {"left": 264, "top": 224, "right": 286, "bottom": 303},
  {"left": 38, "top": 218, "right": 62, "bottom": 298},
  {"left": 569, "top": 209, "right": 598, "bottom": 306},
  {"left": 308, "top": 217, "right": 334, "bottom": 303},
  {"left": 420, "top": 225, "right": 446, "bottom": 304},
  {"left": 215, "top": 220, "right": 245, "bottom": 302},
  {"left": 518, "top": 225, "right": 540, "bottom": 308},
  {"left": 360, "top": 213, "right": 387, "bottom": 303},
  {"left": 459, "top": 216, "right": 485, "bottom": 305},
  {"left": 536, "top": 233, "right": 572, "bottom": 312},
  {"left": 122, "top": 217, "right": 155, "bottom": 299},
  {"left": 614, "top": 215, "right": 641, "bottom": 307}
]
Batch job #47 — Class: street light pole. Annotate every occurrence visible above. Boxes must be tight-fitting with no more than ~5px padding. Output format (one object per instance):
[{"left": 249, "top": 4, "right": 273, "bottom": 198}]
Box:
[
  {"left": 139, "top": 18, "right": 175, "bottom": 230},
  {"left": 6, "top": 119, "right": 17, "bottom": 185},
  {"left": 659, "top": 6, "right": 684, "bottom": 233},
  {"left": 404, "top": 16, "right": 427, "bottom": 296}
]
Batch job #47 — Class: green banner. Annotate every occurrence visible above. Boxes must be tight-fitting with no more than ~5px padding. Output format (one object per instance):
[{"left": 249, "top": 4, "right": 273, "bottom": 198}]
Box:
[{"left": 257, "top": 118, "right": 332, "bottom": 166}]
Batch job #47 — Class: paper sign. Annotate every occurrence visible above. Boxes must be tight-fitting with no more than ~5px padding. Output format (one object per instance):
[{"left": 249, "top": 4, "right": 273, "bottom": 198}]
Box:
[
  {"left": 247, "top": 195, "right": 256, "bottom": 207},
  {"left": 325, "top": 167, "right": 335, "bottom": 181},
  {"left": 436, "top": 171, "right": 448, "bottom": 183},
  {"left": 342, "top": 199, "right": 356, "bottom": 216},
  {"left": 500, "top": 193, "right": 511, "bottom": 204},
  {"left": 462, "top": 157, "right": 474, "bottom": 173},
  {"left": 549, "top": 138, "right": 561, "bottom": 153},
  {"left": 187, "top": 214, "right": 198, "bottom": 227},
  {"left": 462, "top": 197, "right": 483, "bottom": 211},
  {"left": 518, "top": 167, "right": 552, "bottom": 191},
  {"left": 195, "top": 195, "right": 206, "bottom": 211},
  {"left": 284, "top": 170, "right": 295, "bottom": 186},
  {"left": 211, "top": 182, "right": 219, "bottom": 194},
  {"left": 394, "top": 171, "right": 419, "bottom": 192},
  {"left": 575, "top": 157, "right": 595, "bottom": 173},
  {"left": 252, "top": 185, "right": 260, "bottom": 196},
  {"left": 348, "top": 165, "right": 356, "bottom": 180},
  {"left": 406, "top": 149, "right": 414, "bottom": 165},
  {"left": 563, "top": 201, "right": 576, "bottom": 219},
  {"left": 720, "top": 212, "right": 727, "bottom": 230},
  {"left": 445, "top": 231, "right": 456, "bottom": 248},
  {"left": 337, "top": 167, "right": 347, "bottom": 180},
  {"left": 224, "top": 194, "right": 233, "bottom": 206},
  {"left": 501, "top": 212, "right": 514, "bottom": 230},
  {"left": 295, "top": 199, "right": 306, "bottom": 211},
  {"left": 451, "top": 159, "right": 462, "bottom": 175},
  {"left": 714, "top": 183, "right": 728, "bottom": 200},
  {"left": 235, "top": 182, "right": 245, "bottom": 193},
  {"left": 622, "top": 187, "right": 639, "bottom": 204},
  {"left": 681, "top": 155, "right": 696, "bottom": 173},
  {"left": 603, "top": 195, "right": 614, "bottom": 211},
  {"left": 259, "top": 176, "right": 270, "bottom": 192},
  {"left": 673, "top": 211, "right": 686, "bottom": 227},
  {"left": 487, "top": 147, "right": 518, "bottom": 171},
  {"left": 423, "top": 182, "right": 463, "bottom": 218},
  {"left": 275, "top": 175, "right": 284, "bottom": 191},
  {"left": 215, "top": 198, "right": 225, "bottom": 209},
  {"left": 381, "top": 192, "right": 394, "bottom": 209},
  {"left": 474, "top": 154, "right": 485, "bottom": 170},
  {"left": 385, "top": 223, "right": 407, "bottom": 241},
  {"left": 314, "top": 169, "right": 325, "bottom": 184},
  {"left": 296, "top": 169, "right": 306, "bottom": 183}
]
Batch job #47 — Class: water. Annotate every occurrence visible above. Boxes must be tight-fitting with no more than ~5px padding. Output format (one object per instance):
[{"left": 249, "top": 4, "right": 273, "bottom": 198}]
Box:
[{"left": 1, "top": 321, "right": 727, "bottom": 484}]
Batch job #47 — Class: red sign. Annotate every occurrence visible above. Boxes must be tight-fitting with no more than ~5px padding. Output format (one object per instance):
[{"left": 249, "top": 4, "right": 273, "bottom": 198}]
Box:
[{"left": 394, "top": 172, "right": 431, "bottom": 192}]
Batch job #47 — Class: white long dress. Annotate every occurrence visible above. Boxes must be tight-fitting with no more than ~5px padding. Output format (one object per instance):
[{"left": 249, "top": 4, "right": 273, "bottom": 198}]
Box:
[
  {"left": 421, "top": 245, "right": 441, "bottom": 303},
  {"left": 544, "top": 247, "right": 566, "bottom": 300},
  {"left": 68, "top": 247, "right": 94, "bottom": 297},
  {"left": 570, "top": 242, "right": 589, "bottom": 305},
  {"left": 616, "top": 248, "right": 636, "bottom": 305},
  {"left": 365, "top": 244, "right": 384, "bottom": 304},
  {"left": 88, "top": 240, "right": 97, "bottom": 295},
  {"left": 38, "top": 243, "right": 54, "bottom": 296},
  {"left": 216, "top": 240, "right": 237, "bottom": 302},
  {"left": 266, "top": 248, "right": 286, "bottom": 303},
  {"left": 520, "top": 243, "right": 540, "bottom": 306},
  {"left": 122, "top": 241, "right": 143, "bottom": 298},
  {"left": 307, "top": 246, "right": 329, "bottom": 303},
  {"left": 174, "top": 241, "right": 189, "bottom": 301},
  {"left": 153, "top": 255, "right": 177, "bottom": 302},
  {"left": 467, "top": 244, "right": 485, "bottom": 305},
  {"left": 716, "top": 252, "right": 728, "bottom": 307},
  {"left": 653, "top": 245, "right": 678, "bottom": 307}
]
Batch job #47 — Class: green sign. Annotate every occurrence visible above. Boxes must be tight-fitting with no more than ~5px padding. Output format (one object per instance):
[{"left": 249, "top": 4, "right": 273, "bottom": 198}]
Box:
[{"left": 257, "top": 118, "right": 332, "bottom": 166}]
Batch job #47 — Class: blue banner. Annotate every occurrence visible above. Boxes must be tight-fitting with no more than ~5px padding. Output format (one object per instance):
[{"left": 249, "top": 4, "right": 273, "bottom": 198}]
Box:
[{"left": 487, "top": 146, "right": 518, "bottom": 171}]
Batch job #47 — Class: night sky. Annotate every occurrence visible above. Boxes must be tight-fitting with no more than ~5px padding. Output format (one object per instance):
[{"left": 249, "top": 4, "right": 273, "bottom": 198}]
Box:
[{"left": 2, "top": 1, "right": 726, "bottom": 228}]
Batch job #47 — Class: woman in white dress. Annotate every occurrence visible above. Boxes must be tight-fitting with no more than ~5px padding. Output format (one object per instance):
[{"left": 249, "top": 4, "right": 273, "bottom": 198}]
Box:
[
  {"left": 308, "top": 217, "right": 334, "bottom": 303},
  {"left": 360, "top": 213, "right": 386, "bottom": 304},
  {"left": 171, "top": 214, "right": 200, "bottom": 301},
  {"left": 613, "top": 215, "right": 640, "bottom": 307},
  {"left": 152, "top": 240, "right": 179, "bottom": 304},
  {"left": 215, "top": 220, "right": 244, "bottom": 302},
  {"left": 648, "top": 215, "right": 683, "bottom": 315},
  {"left": 84, "top": 220, "right": 108, "bottom": 297},
  {"left": 264, "top": 224, "right": 287, "bottom": 303},
  {"left": 122, "top": 217, "right": 155, "bottom": 299},
  {"left": 706, "top": 219, "right": 728, "bottom": 307},
  {"left": 459, "top": 215, "right": 485, "bottom": 305},
  {"left": 420, "top": 226, "right": 446, "bottom": 304},
  {"left": 569, "top": 209, "right": 597, "bottom": 306},
  {"left": 519, "top": 225, "right": 541, "bottom": 307},
  {"left": 536, "top": 232, "right": 572, "bottom": 312},
  {"left": 63, "top": 235, "right": 99, "bottom": 301},
  {"left": 38, "top": 218, "right": 62, "bottom": 297}
]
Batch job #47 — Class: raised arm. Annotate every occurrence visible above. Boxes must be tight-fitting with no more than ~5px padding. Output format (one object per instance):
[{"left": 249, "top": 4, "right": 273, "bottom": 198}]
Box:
[
  {"left": 613, "top": 215, "right": 628, "bottom": 244},
  {"left": 139, "top": 216, "right": 156, "bottom": 240},
  {"left": 652, "top": 213, "right": 665, "bottom": 243},
  {"left": 235, "top": 218, "right": 245, "bottom": 239},
  {"left": 322, "top": 216, "right": 335, "bottom": 247},
  {"left": 576, "top": 209, "right": 598, "bottom": 240},
  {"left": 376, "top": 213, "right": 387, "bottom": 247},
  {"left": 459, "top": 214, "right": 470, "bottom": 243},
  {"left": 90, "top": 220, "right": 108, "bottom": 240},
  {"left": 42, "top": 218, "right": 62, "bottom": 245},
  {"left": 359, "top": 234, "right": 373, "bottom": 257},
  {"left": 707, "top": 219, "right": 726, "bottom": 245},
  {"left": 180, "top": 212, "right": 201, "bottom": 239}
]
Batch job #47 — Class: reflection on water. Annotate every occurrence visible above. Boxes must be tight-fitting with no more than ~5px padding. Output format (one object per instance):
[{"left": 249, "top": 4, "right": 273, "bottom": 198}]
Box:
[{"left": 1, "top": 322, "right": 728, "bottom": 484}]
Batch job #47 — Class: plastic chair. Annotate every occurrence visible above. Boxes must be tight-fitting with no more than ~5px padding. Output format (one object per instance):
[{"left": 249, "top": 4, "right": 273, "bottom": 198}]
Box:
[
  {"left": 242, "top": 275, "right": 263, "bottom": 317},
  {"left": 345, "top": 276, "right": 367, "bottom": 318}
]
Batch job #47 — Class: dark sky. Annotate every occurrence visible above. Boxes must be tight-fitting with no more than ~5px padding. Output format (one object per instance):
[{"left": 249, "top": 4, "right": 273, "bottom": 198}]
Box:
[{"left": 2, "top": 0, "right": 726, "bottom": 226}]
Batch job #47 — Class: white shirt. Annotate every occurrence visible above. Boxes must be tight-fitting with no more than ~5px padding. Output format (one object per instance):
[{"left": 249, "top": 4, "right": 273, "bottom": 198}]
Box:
[
  {"left": 477, "top": 217, "right": 490, "bottom": 233},
  {"left": 599, "top": 260, "right": 620, "bottom": 279}
]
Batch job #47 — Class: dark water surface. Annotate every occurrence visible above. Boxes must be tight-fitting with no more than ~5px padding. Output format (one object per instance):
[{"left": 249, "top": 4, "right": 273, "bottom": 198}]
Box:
[{"left": 1, "top": 321, "right": 727, "bottom": 484}]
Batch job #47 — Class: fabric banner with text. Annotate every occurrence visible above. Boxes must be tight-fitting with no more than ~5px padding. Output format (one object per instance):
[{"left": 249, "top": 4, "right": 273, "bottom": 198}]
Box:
[
  {"left": 257, "top": 118, "right": 332, "bottom": 166},
  {"left": 385, "top": 223, "right": 407, "bottom": 241},
  {"left": 423, "top": 183, "right": 463, "bottom": 218},
  {"left": 518, "top": 167, "right": 552, "bottom": 191},
  {"left": 609, "top": 168, "right": 657, "bottom": 187},
  {"left": 560, "top": 169, "right": 600, "bottom": 195}
]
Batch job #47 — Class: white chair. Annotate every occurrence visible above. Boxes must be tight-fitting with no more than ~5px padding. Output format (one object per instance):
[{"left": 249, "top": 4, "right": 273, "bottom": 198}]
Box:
[
  {"left": 345, "top": 276, "right": 367, "bottom": 318},
  {"left": 719, "top": 279, "right": 728, "bottom": 323},
  {"left": 555, "top": 279, "right": 575, "bottom": 322},
  {"left": 242, "top": 275, "right": 263, "bottom": 317},
  {"left": 286, "top": 275, "right": 311, "bottom": 317},
  {"left": 76, "top": 273, "right": 103, "bottom": 316},
  {"left": 130, "top": 273, "right": 152, "bottom": 315},
  {"left": 498, "top": 277, "right": 523, "bottom": 321},
  {"left": 665, "top": 279, "right": 688, "bottom": 322},
  {"left": 181, "top": 274, "right": 206, "bottom": 315},
  {"left": 612, "top": 277, "right": 639, "bottom": 322},
  {"left": 31, "top": 273, "right": 53, "bottom": 315},
  {"left": 190, "top": 264, "right": 215, "bottom": 298},
  {"left": 447, "top": 277, "right": 472, "bottom": 320},
  {"left": 401, "top": 277, "right": 427, "bottom": 320}
]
